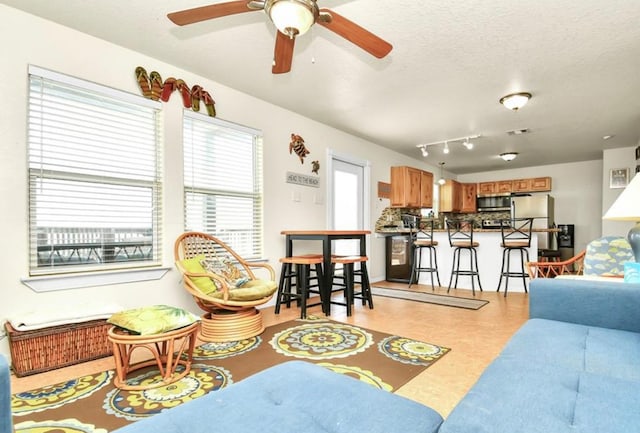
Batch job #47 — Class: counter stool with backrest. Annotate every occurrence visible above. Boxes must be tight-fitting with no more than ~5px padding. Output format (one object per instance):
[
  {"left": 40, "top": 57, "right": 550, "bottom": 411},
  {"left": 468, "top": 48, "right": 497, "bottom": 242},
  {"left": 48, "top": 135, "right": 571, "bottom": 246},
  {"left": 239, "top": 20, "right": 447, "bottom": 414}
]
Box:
[
  {"left": 408, "top": 219, "right": 441, "bottom": 290},
  {"left": 276, "top": 255, "right": 325, "bottom": 319},
  {"left": 497, "top": 217, "right": 533, "bottom": 297},
  {"left": 447, "top": 219, "right": 482, "bottom": 295}
]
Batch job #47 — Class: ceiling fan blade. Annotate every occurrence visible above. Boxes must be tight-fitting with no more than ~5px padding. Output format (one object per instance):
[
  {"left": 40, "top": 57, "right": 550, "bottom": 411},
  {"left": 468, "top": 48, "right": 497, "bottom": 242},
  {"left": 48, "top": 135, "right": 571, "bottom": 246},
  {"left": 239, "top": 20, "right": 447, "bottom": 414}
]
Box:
[
  {"left": 272, "top": 31, "right": 295, "bottom": 74},
  {"left": 168, "top": 1, "right": 258, "bottom": 26},
  {"left": 317, "top": 8, "right": 392, "bottom": 59}
]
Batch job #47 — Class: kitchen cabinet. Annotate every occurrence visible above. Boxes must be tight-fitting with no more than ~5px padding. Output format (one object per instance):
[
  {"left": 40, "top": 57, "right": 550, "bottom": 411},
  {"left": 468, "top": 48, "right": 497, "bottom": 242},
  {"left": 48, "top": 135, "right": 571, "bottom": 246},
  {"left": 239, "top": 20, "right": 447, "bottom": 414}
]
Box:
[
  {"left": 480, "top": 177, "right": 551, "bottom": 194},
  {"left": 512, "top": 177, "right": 552, "bottom": 192},
  {"left": 420, "top": 171, "right": 434, "bottom": 208},
  {"left": 390, "top": 166, "right": 433, "bottom": 208},
  {"left": 478, "top": 180, "right": 512, "bottom": 194},
  {"left": 461, "top": 182, "right": 477, "bottom": 212},
  {"left": 440, "top": 179, "right": 462, "bottom": 213}
]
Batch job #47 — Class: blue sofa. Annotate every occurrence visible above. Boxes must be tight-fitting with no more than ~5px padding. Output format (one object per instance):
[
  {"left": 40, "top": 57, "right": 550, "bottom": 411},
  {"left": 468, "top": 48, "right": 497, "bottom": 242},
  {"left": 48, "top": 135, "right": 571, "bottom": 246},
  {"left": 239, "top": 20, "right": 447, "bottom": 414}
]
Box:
[
  {"left": 112, "top": 360, "right": 444, "bottom": 433},
  {"left": 441, "top": 277, "right": 640, "bottom": 433},
  {"left": 4, "top": 277, "right": 640, "bottom": 433},
  {"left": 1, "top": 355, "right": 11, "bottom": 433}
]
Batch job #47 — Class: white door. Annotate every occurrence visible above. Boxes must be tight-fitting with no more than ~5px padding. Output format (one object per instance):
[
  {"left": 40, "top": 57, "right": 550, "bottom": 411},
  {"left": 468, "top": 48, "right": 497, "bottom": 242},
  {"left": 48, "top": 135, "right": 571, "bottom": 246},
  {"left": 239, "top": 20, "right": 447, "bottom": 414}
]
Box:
[{"left": 328, "top": 151, "right": 370, "bottom": 256}]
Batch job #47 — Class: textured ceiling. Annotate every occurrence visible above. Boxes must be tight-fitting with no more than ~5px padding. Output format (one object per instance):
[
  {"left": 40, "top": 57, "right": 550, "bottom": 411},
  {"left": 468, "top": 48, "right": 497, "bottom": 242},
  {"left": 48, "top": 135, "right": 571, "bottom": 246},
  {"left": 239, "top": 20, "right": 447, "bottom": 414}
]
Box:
[{"left": 3, "top": 0, "right": 640, "bottom": 173}]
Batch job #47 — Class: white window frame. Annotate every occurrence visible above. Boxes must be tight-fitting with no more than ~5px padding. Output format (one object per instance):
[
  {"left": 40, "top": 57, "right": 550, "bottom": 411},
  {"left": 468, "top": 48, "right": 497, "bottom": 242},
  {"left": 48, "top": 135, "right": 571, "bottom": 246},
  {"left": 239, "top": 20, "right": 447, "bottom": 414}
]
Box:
[
  {"left": 182, "top": 111, "right": 264, "bottom": 260},
  {"left": 26, "top": 65, "right": 164, "bottom": 283}
]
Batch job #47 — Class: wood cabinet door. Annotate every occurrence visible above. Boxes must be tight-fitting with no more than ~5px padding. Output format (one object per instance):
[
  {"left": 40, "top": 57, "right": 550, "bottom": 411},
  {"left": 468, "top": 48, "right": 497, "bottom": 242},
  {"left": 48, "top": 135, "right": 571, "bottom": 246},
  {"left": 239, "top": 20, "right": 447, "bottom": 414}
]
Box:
[
  {"left": 478, "top": 182, "right": 496, "bottom": 194},
  {"left": 440, "top": 180, "right": 461, "bottom": 212},
  {"left": 496, "top": 180, "right": 513, "bottom": 193},
  {"left": 461, "top": 183, "right": 477, "bottom": 212},
  {"left": 511, "top": 179, "right": 530, "bottom": 192},
  {"left": 390, "top": 166, "right": 422, "bottom": 207},
  {"left": 390, "top": 166, "right": 407, "bottom": 207},
  {"left": 420, "top": 171, "right": 434, "bottom": 208},
  {"left": 530, "top": 177, "right": 552, "bottom": 191}
]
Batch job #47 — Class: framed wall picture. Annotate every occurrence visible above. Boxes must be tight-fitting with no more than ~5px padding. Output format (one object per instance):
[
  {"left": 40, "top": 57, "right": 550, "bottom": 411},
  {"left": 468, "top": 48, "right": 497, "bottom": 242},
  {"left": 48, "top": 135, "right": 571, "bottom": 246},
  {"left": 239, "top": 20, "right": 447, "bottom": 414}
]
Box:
[{"left": 610, "top": 168, "right": 630, "bottom": 189}]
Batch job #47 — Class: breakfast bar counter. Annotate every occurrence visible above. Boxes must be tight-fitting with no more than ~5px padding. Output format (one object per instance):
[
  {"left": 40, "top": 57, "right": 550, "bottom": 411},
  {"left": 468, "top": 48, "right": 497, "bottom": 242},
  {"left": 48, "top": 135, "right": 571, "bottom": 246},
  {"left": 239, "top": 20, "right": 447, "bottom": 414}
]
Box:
[{"left": 377, "top": 228, "right": 553, "bottom": 294}]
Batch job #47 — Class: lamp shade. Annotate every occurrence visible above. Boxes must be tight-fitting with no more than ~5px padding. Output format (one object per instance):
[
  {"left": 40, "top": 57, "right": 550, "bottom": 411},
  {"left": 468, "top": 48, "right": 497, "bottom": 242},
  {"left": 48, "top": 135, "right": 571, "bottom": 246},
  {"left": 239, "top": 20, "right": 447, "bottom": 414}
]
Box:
[
  {"left": 268, "top": 0, "right": 316, "bottom": 37},
  {"left": 603, "top": 173, "right": 640, "bottom": 221}
]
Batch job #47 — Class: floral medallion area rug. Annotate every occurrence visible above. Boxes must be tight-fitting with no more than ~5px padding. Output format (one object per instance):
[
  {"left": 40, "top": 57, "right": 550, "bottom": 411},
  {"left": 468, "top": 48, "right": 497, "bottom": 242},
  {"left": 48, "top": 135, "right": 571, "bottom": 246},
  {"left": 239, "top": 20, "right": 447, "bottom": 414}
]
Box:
[{"left": 11, "top": 317, "right": 450, "bottom": 433}]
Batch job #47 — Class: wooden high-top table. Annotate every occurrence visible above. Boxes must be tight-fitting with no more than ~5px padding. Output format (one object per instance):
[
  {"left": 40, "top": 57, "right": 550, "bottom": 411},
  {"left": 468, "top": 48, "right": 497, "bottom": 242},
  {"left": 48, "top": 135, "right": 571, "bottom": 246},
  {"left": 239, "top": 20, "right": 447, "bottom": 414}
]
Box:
[{"left": 281, "top": 230, "right": 371, "bottom": 315}]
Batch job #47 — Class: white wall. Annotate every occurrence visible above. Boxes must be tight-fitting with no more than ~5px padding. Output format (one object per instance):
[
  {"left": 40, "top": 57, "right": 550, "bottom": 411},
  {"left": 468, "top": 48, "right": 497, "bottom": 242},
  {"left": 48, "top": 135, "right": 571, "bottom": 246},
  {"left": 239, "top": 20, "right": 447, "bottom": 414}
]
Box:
[
  {"left": 0, "top": 5, "right": 439, "bottom": 358},
  {"left": 602, "top": 146, "right": 639, "bottom": 236},
  {"left": 457, "top": 160, "right": 603, "bottom": 253}
]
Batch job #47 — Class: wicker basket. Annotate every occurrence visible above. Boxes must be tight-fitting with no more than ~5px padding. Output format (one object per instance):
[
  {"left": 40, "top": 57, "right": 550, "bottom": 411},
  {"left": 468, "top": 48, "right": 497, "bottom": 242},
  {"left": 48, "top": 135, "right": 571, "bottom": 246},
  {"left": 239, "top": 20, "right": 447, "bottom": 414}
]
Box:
[{"left": 5, "top": 319, "right": 113, "bottom": 377}]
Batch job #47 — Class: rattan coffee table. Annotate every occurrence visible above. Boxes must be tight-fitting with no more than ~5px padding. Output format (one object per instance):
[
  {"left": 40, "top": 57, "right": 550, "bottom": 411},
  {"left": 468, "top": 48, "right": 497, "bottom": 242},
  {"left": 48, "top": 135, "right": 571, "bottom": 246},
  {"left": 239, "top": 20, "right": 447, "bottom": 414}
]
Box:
[{"left": 107, "top": 322, "right": 199, "bottom": 390}]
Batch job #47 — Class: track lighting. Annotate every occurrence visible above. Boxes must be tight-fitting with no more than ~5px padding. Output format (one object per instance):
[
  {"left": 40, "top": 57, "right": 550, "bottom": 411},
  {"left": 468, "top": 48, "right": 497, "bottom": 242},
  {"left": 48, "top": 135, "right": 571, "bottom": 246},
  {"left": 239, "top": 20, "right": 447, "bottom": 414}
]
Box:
[{"left": 415, "top": 134, "right": 481, "bottom": 158}]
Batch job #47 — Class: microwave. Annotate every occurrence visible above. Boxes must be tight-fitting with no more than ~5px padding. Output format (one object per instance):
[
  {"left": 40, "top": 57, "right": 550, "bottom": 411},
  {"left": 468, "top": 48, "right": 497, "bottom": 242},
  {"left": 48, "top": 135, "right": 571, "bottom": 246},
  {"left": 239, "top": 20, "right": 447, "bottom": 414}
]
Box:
[{"left": 476, "top": 193, "right": 511, "bottom": 212}]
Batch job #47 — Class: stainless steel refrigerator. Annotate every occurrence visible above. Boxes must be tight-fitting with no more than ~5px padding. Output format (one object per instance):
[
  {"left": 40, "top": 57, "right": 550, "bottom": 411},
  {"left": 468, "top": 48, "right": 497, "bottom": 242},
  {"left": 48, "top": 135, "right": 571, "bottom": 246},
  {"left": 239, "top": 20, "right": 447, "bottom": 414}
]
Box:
[{"left": 511, "top": 194, "right": 555, "bottom": 249}]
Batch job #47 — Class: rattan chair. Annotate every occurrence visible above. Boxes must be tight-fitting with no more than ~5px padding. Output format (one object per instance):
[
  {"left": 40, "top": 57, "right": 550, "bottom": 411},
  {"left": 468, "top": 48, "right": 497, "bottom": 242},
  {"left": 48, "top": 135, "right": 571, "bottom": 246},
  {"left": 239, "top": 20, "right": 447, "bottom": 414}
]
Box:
[{"left": 174, "top": 232, "right": 277, "bottom": 342}]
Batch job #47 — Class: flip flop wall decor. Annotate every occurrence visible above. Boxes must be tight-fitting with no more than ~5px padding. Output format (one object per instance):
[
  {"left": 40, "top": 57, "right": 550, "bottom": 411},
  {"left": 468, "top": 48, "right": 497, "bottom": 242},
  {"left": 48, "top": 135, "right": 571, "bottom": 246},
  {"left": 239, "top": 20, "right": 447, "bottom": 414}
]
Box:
[{"left": 134, "top": 66, "right": 216, "bottom": 117}]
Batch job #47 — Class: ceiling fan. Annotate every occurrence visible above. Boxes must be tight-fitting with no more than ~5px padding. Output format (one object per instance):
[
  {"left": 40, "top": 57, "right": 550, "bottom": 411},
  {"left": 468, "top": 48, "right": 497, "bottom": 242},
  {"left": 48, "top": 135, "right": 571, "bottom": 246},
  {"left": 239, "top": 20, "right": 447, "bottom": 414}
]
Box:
[{"left": 167, "top": 0, "right": 393, "bottom": 74}]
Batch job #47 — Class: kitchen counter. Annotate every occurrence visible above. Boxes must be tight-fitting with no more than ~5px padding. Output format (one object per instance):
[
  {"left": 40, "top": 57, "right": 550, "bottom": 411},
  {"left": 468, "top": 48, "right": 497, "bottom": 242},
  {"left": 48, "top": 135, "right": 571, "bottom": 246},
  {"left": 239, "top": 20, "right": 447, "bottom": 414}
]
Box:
[
  {"left": 378, "top": 229, "right": 558, "bottom": 293},
  {"left": 376, "top": 228, "right": 559, "bottom": 234}
]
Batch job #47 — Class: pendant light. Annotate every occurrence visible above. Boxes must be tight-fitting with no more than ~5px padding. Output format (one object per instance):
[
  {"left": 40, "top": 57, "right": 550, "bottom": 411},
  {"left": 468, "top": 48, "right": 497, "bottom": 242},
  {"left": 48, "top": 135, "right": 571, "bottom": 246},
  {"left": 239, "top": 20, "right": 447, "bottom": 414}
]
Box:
[{"left": 438, "top": 162, "right": 446, "bottom": 185}]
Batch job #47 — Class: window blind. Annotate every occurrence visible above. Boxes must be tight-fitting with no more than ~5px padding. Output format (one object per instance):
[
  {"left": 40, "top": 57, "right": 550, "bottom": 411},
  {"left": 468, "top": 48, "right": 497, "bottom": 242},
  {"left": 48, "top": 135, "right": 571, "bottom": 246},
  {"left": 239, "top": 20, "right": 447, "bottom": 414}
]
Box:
[
  {"left": 28, "top": 66, "right": 163, "bottom": 275},
  {"left": 183, "top": 111, "right": 264, "bottom": 260}
]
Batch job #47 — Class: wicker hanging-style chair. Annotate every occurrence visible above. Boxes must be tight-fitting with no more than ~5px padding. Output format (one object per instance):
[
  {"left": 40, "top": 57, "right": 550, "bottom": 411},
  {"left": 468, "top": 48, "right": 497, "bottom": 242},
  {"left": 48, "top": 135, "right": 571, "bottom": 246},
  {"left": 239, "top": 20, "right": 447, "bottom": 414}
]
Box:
[{"left": 174, "top": 232, "right": 277, "bottom": 342}]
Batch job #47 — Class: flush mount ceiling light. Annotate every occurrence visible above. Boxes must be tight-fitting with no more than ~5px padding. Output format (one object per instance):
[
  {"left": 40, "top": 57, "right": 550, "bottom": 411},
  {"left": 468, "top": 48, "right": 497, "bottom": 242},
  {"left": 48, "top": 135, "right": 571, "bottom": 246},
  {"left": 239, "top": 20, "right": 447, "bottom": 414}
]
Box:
[
  {"left": 416, "top": 134, "right": 481, "bottom": 158},
  {"left": 265, "top": 0, "right": 319, "bottom": 38},
  {"left": 499, "top": 92, "right": 532, "bottom": 111},
  {"left": 500, "top": 152, "right": 519, "bottom": 162}
]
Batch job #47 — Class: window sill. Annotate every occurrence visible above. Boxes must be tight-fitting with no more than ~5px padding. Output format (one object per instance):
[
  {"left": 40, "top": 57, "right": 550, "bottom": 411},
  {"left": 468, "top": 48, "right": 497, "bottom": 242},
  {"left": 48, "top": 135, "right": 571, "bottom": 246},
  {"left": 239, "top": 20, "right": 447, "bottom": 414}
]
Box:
[{"left": 21, "top": 267, "right": 172, "bottom": 292}]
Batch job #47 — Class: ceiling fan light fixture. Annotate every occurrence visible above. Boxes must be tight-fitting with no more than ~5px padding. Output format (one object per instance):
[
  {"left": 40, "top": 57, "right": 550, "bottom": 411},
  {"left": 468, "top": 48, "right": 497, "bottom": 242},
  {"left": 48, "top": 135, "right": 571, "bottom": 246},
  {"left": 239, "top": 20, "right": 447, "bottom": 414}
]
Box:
[
  {"left": 499, "top": 92, "right": 532, "bottom": 111},
  {"left": 266, "top": 0, "right": 317, "bottom": 38},
  {"left": 500, "top": 152, "right": 519, "bottom": 162}
]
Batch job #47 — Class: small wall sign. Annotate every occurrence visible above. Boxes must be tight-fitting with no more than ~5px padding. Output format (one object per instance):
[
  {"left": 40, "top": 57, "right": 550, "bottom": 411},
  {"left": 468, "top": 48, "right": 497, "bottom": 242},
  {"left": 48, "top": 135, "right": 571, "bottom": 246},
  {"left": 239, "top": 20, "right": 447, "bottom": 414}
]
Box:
[
  {"left": 286, "top": 171, "right": 320, "bottom": 188},
  {"left": 609, "top": 167, "right": 630, "bottom": 189}
]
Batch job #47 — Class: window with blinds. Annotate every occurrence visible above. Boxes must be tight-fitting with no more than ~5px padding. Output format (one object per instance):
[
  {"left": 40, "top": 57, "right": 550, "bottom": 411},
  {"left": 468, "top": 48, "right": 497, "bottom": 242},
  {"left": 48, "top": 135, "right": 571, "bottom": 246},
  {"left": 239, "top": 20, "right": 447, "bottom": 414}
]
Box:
[
  {"left": 27, "top": 65, "right": 163, "bottom": 275},
  {"left": 183, "top": 111, "right": 264, "bottom": 260}
]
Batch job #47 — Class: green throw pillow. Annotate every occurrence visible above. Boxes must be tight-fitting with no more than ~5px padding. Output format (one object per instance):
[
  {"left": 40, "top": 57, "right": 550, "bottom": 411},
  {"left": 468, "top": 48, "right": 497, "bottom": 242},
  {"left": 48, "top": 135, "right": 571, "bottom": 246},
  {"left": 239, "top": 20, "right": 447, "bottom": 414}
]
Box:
[
  {"left": 179, "top": 254, "right": 218, "bottom": 295},
  {"left": 108, "top": 305, "right": 199, "bottom": 335},
  {"left": 208, "top": 279, "right": 278, "bottom": 301}
]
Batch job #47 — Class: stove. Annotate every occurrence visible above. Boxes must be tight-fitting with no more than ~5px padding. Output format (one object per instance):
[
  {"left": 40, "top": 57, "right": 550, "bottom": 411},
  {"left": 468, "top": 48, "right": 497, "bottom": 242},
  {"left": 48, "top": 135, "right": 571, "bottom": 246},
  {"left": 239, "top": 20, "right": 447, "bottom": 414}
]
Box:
[{"left": 482, "top": 219, "right": 511, "bottom": 229}]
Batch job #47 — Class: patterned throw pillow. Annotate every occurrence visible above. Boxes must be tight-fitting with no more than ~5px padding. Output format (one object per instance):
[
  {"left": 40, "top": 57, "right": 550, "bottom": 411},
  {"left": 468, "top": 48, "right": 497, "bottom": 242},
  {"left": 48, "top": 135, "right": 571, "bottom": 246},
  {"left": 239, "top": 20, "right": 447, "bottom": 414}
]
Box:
[
  {"left": 178, "top": 254, "right": 218, "bottom": 295},
  {"left": 201, "top": 257, "right": 249, "bottom": 289},
  {"left": 108, "top": 305, "right": 199, "bottom": 335}
]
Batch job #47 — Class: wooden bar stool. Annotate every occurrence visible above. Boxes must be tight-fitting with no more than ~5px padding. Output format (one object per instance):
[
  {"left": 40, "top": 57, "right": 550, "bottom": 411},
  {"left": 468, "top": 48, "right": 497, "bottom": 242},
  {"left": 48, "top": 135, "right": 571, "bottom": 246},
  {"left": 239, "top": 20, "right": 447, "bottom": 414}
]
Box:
[
  {"left": 497, "top": 218, "right": 533, "bottom": 297},
  {"left": 276, "top": 255, "right": 325, "bottom": 318},
  {"left": 107, "top": 321, "right": 199, "bottom": 391},
  {"left": 446, "top": 219, "right": 483, "bottom": 295},
  {"left": 409, "top": 219, "right": 441, "bottom": 290},
  {"left": 329, "top": 255, "right": 372, "bottom": 316}
]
